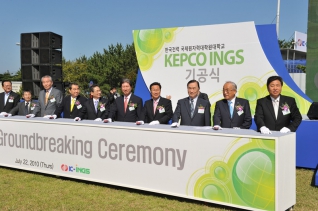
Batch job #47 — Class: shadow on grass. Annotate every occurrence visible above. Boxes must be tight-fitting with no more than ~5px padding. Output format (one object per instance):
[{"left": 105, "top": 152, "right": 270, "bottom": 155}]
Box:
[{"left": 1, "top": 166, "right": 245, "bottom": 211}]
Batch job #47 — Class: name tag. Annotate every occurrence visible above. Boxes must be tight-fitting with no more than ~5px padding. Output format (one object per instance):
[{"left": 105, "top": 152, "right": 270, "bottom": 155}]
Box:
[
  {"left": 282, "top": 109, "right": 290, "bottom": 115},
  {"left": 31, "top": 107, "right": 35, "bottom": 110},
  {"left": 159, "top": 108, "right": 165, "bottom": 113},
  {"left": 50, "top": 98, "right": 56, "bottom": 103},
  {"left": 77, "top": 105, "right": 82, "bottom": 109},
  {"left": 237, "top": 110, "right": 244, "bottom": 116},
  {"left": 198, "top": 108, "right": 204, "bottom": 114},
  {"left": 8, "top": 99, "right": 13, "bottom": 103},
  {"left": 129, "top": 107, "right": 135, "bottom": 111},
  {"left": 100, "top": 107, "right": 105, "bottom": 112}
]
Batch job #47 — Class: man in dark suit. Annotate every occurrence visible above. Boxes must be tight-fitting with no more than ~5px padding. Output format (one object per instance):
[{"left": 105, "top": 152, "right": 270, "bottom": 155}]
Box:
[
  {"left": 139, "top": 82, "right": 172, "bottom": 125},
  {"left": 4, "top": 90, "right": 36, "bottom": 116},
  {"left": 77, "top": 84, "right": 109, "bottom": 121},
  {"left": 106, "top": 79, "right": 143, "bottom": 123},
  {"left": 28, "top": 75, "right": 63, "bottom": 118},
  {"left": 172, "top": 80, "right": 211, "bottom": 127},
  {"left": 254, "top": 76, "right": 302, "bottom": 134},
  {"left": 0, "top": 80, "right": 20, "bottom": 114},
  {"left": 51, "top": 83, "right": 87, "bottom": 119},
  {"left": 213, "top": 81, "right": 252, "bottom": 129}
]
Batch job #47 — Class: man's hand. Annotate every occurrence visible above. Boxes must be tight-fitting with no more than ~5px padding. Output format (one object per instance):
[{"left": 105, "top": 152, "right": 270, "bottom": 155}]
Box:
[
  {"left": 149, "top": 120, "right": 160, "bottom": 125},
  {"left": 136, "top": 120, "right": 144, "bottom": 125},
  {"left": 212, "top": 125, "right": 222, "bottom": 130},
  {"left": 280, "top": 127, "right": 290, "bottom": 133},
  {"left": 74, "top": 117, "right": 81, "bottom": 121},
  {"left": 171, "top": 122, "right": 179, "bottom": 128},
  {"left": 260, "top": 126, "right": 272, "bottom": 134},
  {"left": 26, "top": 114, "right": 35, "bottom": 118},
  {"left": 103, "top": 118, "right": 112, "bottom": 123}
]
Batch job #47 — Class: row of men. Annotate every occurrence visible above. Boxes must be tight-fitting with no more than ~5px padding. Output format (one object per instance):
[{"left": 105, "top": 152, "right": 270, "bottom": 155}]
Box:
[{"left": 0, "top": 75, "right": 302, "bottom": 134}]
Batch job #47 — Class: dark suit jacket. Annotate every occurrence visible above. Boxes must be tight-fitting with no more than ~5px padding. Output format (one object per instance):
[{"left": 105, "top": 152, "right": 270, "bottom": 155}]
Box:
[
  {"left": 54, "top": 95, "right": 87, "bottom": 119},
  {"left": 198, "top": 92, "right": 209, "bottom": 101},
  {"left": 0, "top": 91, "right": 20, "bottom": 113},
  {"left": 80, "top": 98, "right": 109, "bottom": 120},
  {"left": 254, "top": 95, "right": 302, "bottom": 132},
  {"left": 172, "top": 97, "right": 211, "bottom": 126},
  {"left": 9, "top": 100, "right": 37, "bottom": 116},
  {"left": 109, "top": 94, "right": 143, "bottom": 122},
  {"left": 32, "top": 88, "right": 63, "bottom": 117},
  {"left": 213, "top": 97, "right": 252, "bottom": 129},
  {"left": 141, "top": 97, "right": 173, "bottom": 124}
]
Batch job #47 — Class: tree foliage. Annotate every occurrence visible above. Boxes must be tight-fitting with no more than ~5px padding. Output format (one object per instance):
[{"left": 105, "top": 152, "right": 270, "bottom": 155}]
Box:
[
  {"left": 63, "top": 43, "right": 138, "bottom": 97},
  {"left": 278, "top": 39, "right": 295, "bottom": 49},
  {"left": 0, "top": 69, "right": 21, "bottom": 81}
]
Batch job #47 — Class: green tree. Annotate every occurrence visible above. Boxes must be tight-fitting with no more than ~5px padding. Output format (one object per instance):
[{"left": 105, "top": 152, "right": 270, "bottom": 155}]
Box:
[{"left": 278, "top": 39, "right": 295, "bottom": 49}]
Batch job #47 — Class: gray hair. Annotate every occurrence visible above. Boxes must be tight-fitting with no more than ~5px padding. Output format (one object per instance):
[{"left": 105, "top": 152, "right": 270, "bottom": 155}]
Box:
[
  {"left": 41, "top": 75, "right": 53, "bottom": 82},
  {"left": 224, "top": 81, "right": 237, "bottom": 90}
]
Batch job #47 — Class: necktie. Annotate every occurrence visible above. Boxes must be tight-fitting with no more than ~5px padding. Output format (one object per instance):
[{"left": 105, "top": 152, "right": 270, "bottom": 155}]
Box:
[
  {"left": 45, "top": 91, "right": 49, "bottom": 104},
  {"left": 70, "top": 98, "right": 75, "bottom": 112},
  {"left": 153, "top": 101, "right": 158, "bottom": 114},
  {"left": 94, "top": 100, "right": 98, "bottom": 113},
  {"left": 274, "top": 100, "right": 279, "bottom": 119},
  {"left": 4, "top": 93, "right": 9, "bottom": 105},
  {"left": 124, "top": 97, "right": 128, "bottom": 113},
  {"left": 25, "top": 102, "right": 29, "bottom": 114},
  {"left": 228, "top": 101, "right": 233, "bottom": 118},
  {"left": 190, "top": 99, "right": 194, "bottom": 118}
]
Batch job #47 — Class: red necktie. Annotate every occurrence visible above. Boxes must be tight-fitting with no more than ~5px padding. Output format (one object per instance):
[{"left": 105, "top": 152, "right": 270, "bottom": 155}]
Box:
[
  {"left": 153, "top": 101, "right": 158, "bottom": 114},
  {"left": 124, "top": 97, "right": 128, "bottom": 113}
]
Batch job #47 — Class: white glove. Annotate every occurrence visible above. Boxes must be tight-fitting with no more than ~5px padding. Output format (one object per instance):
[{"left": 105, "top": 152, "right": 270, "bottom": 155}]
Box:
[
  {"left": 74, "top": 117, "right": 81, "bottom": 121},
  {"left": 149, "top": 120, "right": 160, "bottom": 125},
  {"left": 52, "top": 115, "right": 57, "bottom": 119},
  {"left": 43, "top": 115, "right": 51, "bottom": 119},
  {"left": 280, "top": 127, "right": 290, "bottom": 133},
  {"left": 94, "top": 118, "right": 102, "bottom": 121},
  {"left": 233, "top": 127, "right": 241, "bottom": 129},
  {"left": 213, "top": 125, "right": 222, "bottom": 130},
  {"left": 0, "top": 112, "right": 7, "bottom": 116},
  {"left": 6, "top": 113, "right": 12, "bottom": 117},
  {"left": 26, "top": 114, "right": 35, "bottom": 118},
  {"left": 260, "top": 126, "right": 272, "bottom": 134},
  {"left": 136, "top": 120, "right": 144, "bottom": 125},
  {"left": 103, "top": 118, "right": 112, "bottom": 123},
  {"left": 171, "top": 122, "right": 179, "bottom": 128}
]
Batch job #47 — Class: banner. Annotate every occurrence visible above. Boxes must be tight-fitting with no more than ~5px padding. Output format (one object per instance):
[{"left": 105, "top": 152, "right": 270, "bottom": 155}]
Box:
[
  {"left": 294, "top": 31, "right": 307, "bottom": 52},
  {"left": 133, "top": 22, "right": 312, "bottom": 115}
]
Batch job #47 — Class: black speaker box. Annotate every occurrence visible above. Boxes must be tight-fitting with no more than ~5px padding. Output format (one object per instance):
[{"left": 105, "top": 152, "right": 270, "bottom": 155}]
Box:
[
  {"left": 21, "top": 49, "right": 62, "bottom": 65},
  {"left": 21, "top": 32, "right": 62, "bottom": 49},
  {"left": 307, "top": 102, "right": 318, "bottom": 120},
  {"left": 22, "top": 65, "right": 62, "bottom": 82},
  {"left": 22, "top": 81, "right": 41, "bottom": 97}
]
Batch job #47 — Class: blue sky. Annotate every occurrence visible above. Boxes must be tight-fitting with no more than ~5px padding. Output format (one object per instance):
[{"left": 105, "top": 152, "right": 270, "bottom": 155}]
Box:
[{"left": 0, "top": 0, "right": 308, "bottom": 74}]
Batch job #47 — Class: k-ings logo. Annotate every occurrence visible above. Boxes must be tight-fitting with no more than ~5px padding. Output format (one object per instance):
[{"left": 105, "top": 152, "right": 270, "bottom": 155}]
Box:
[{"left": 60, "top": 164, "right": 90, "bottom": 174}]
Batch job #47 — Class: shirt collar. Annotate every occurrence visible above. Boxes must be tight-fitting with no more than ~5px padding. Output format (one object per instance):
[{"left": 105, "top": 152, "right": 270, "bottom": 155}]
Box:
[
  {"left": 227, "top": 96, "right": 236, "bottom": 104},
  {"left": 270, "top": 95, "right": 280, "bottom": 102}
]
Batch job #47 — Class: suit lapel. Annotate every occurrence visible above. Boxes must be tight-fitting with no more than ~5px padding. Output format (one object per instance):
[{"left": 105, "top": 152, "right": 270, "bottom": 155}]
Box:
[
  {"left": 89, "top": 99, "right": 96, "bottom": 114},
  {"left": 277, "top": 96, "right": 284, "bottom": 120},
  {"left": 222, "top": 99, "right": 231, "bottom": 119},
  {"left": 44, "top": 90, "right": 49, "bottom": 109},
  {"left": 185, "top": 98, "right": 192, "bottom": 118},
  {"left": 265, "top": 96, "right": 276, "bottom": 120}
]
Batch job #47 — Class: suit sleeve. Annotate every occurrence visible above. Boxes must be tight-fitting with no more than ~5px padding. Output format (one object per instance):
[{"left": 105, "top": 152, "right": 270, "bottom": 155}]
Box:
[
  {"left": 55, "top": 90, "right": 63, "bottom": 107},
  {"left": 100, "top": 99, "right": 110, "bottom": 120},
  {"left": 241, "top": 100, "right": 252, "bottom": 129},
  {"left": 109, "top": 100, "right": 118, "bottom": 120},
  {"left": 136, "top": 97, "right": 143, "bottom": 120},
  {"left": 287, "top": 98, "right": 302, "bottom": 132},
  {"left": 54, "top": 98, "right": 65, "bottom": 117},
  {"left": 158, "top": 100, "right": 173, "bottom": 124},
  {"left": 13, "top": 93, "right": 20, "bottom": 108},
  {"left": 172, "top": 100, "right": 182, "bottom": 123},
  {"left": 212, "top": 102, "right": 222, "bottom": 126},
  {"left": 254, "top": 99, "right": 266, "bottom": 131},
  {"left": 204, "top": 101, "right": 211, "bottom": 126},
  {"left": 9, "top": 104, "right": 19, "bottom": 115},
  {"left": 140, "top": 103, "right": 147, "bottom": 122},
  {"left": 32, "top": 97, "right": 42, "bottom": 116}
]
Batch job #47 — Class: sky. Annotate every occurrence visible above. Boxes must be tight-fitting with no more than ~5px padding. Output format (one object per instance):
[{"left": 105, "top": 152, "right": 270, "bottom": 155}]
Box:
[{"left": 0, "top": 0, "right": 309, "bottom": 74}]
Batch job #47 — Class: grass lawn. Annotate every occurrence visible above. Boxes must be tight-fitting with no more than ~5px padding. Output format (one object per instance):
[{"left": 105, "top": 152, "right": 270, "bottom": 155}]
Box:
[{"left": 0, "top": 167, "right": 317, "bottom": 210}]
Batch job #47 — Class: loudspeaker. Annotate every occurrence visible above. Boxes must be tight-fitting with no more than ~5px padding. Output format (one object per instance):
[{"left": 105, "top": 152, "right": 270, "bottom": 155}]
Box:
[
  {"left": 21, "top": 49, "right": 62, "bottom": 65},
  {"left": 22, "top": 65, "right": 62, "bottom": 81},
  {"left": 21, "top": 32, "right": 62, "bottom": 49},
  {"left": 307, "top": 102, "right": 318, "bottom": 120},
  {"left": 22, "top": 81, "right": 41, "bottom": 97}
]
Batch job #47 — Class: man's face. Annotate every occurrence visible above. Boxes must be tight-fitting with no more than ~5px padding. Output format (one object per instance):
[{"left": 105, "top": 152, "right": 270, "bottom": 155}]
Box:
[
  {"left": 267, "top": 79, "right": 282, "bottom": 99},
  {"left": 91, "top": 86, "right": 101, "bottom": 99},
  {"left": 121, "top": 82, "right": 132, "bottom": 96},
  {"left": 187, "top": 82, "right": 199, "bottom": 99},
  {"left": 42, "top": 77, "right": 53, "bottom": 90},
  {"left": 223, "top": 83, "right": 237, "bottom": 100},
  {"left": 150, "top": 85, "right": 161, "bottom": 100},
  {"left": 69, "top": 85, "right": 80, "bottom": 98},
  {"left": 23, "top": 91, "right": 32, "bottom": 102},
  {"left": 2, "top": 82, "right": 12, "bottom": 93}
]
